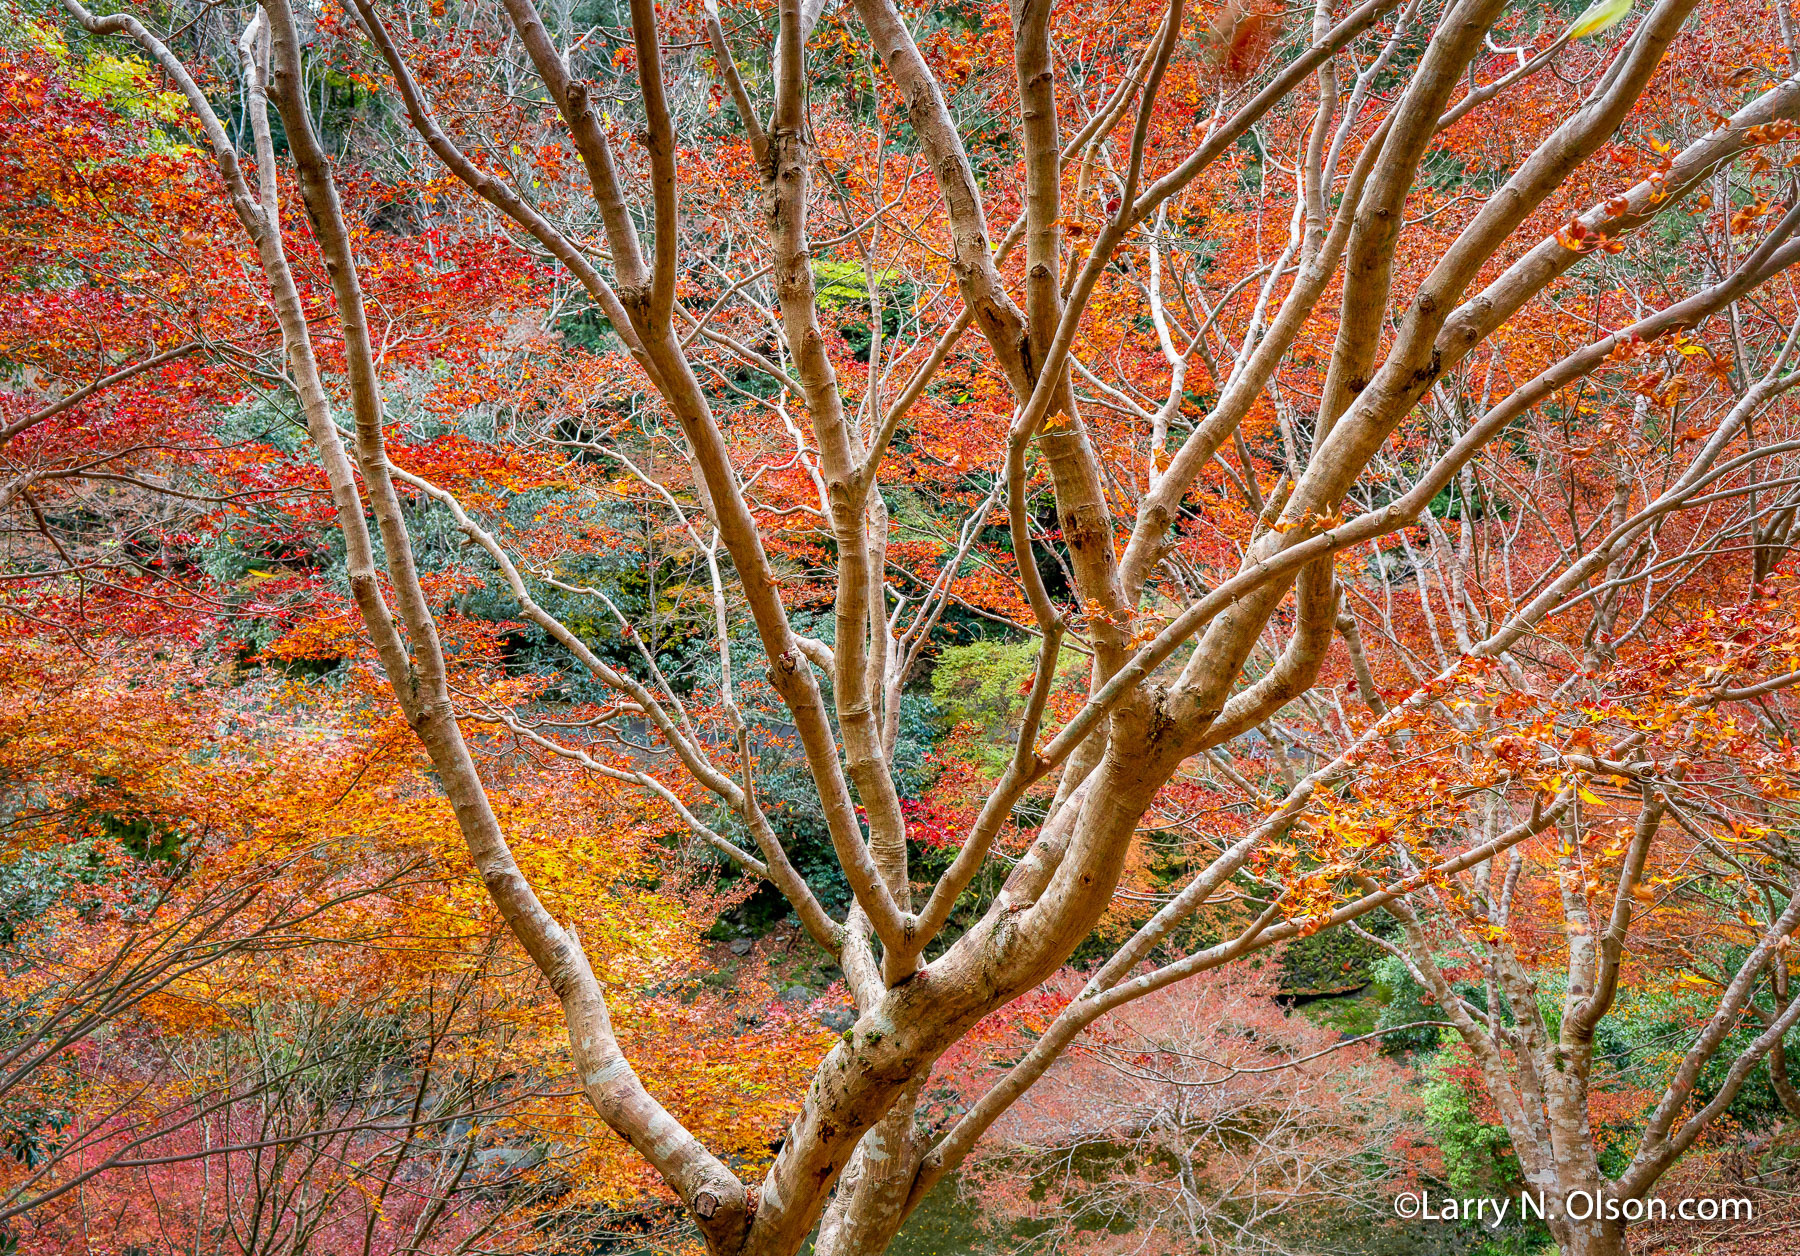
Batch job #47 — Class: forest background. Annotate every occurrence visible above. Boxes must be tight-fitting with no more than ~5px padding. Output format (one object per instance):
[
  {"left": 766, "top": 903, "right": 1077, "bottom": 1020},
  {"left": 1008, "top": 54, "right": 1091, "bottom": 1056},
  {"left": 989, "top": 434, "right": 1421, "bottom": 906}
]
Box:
[{"left": 5, "top": 0, "right": 1800, "bottom": 1254}]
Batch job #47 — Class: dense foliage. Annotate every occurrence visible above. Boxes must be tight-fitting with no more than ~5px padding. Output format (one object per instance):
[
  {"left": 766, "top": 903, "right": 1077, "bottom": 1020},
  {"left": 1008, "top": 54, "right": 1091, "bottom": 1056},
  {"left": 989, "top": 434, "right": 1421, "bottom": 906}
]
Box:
[{"left": 7, "top": 0, "right": 1800, "bottom": 1253}]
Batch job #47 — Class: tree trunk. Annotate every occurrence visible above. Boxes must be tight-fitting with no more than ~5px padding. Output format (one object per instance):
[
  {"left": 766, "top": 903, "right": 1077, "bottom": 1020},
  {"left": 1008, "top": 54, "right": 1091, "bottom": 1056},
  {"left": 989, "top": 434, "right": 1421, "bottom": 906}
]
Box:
[
  {"left": 811, "top": 1081, "right": 924, "bottom": 1256},
  {"left": 1554, "top": 1213, "right": 1628, "bottom": 1256}
]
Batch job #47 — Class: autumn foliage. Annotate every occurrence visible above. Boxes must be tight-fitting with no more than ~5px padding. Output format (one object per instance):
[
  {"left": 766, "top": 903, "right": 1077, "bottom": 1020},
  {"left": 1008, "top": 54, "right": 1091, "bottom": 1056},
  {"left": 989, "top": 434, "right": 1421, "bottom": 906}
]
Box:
[{"left": 9, "top": 0, "right": 1800, "bottom": 1254}]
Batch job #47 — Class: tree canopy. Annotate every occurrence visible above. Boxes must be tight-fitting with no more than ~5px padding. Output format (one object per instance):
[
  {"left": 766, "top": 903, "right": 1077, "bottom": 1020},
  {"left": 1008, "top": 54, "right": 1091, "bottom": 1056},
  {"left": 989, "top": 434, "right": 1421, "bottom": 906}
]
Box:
[{"left": 7, "top": 0, "right": 1800, "bottom": 1254}]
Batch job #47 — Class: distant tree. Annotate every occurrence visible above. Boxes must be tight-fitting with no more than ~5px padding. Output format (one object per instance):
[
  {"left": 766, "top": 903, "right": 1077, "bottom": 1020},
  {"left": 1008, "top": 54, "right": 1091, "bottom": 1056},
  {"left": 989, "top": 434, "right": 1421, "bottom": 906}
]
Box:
[
  {"left": 938, "top": 958, "right": 1427, "bottom": 1256},
  {"left": 0, "top": 641, "right": 816, "bottom": 1251}
]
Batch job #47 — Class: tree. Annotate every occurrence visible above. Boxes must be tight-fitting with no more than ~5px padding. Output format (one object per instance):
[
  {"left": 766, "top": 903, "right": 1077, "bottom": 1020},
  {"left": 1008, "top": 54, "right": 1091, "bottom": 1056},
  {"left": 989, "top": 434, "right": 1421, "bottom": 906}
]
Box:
[
  {"left": 23, "top": 0, "right": 1800, "bottom": 1253},
  {"left": 1335, "top": 571, "right": 1800, "bottom": 1256},
  {"left": 937, "top": 958, "right": 1427, "bottom": 1255},
  {"left": 0, "top": 635, "right": 818, "bottom": 1251}
]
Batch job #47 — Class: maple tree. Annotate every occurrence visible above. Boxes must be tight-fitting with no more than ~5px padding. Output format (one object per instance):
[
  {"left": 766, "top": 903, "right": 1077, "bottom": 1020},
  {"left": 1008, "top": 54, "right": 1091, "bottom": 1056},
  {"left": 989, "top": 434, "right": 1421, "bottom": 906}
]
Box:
[
  {"left": 10, "top": 0, "right": 1800, "bottom": 1253},
  {"left": 935, "top": 957, "right": 1428, "bottom": 1255},
  {"left": 0, "top": 635, "right": 823, "bottom": 1252}
]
